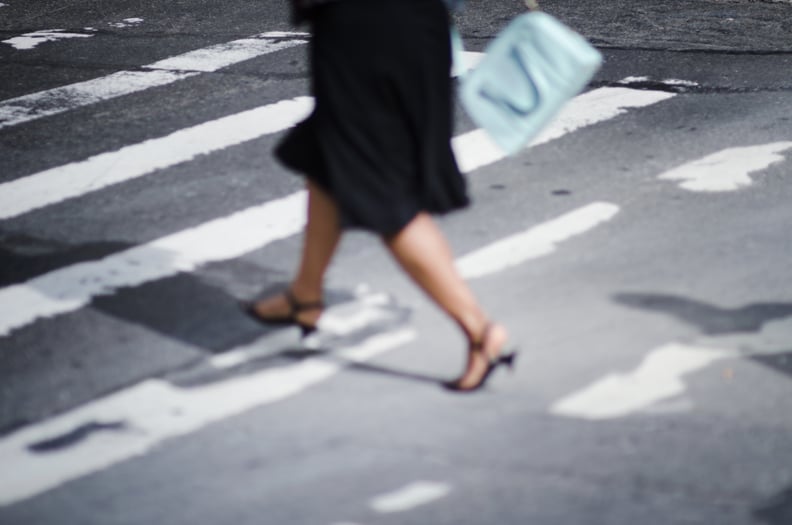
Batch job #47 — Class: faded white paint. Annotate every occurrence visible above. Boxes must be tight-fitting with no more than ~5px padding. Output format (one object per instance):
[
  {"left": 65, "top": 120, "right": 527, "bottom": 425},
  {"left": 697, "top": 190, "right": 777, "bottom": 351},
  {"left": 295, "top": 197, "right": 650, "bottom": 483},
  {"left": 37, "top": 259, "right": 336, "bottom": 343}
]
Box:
[
  {"left": 662, "top": 79, "right": 699, "bottom": 87},
  {"left": 616, "top": 76, "right": 699, "bottom": 88},
  {"left": 2, "top": 29, "right": 94, "bottom": 50},
  {"left": 551, "top": 343, "right": 733, "bottom": 420},
  {"left": 0, "top": 328, "right": 415, "bottom": 506},
  {"left": 457, "top": 202, "right": 619, "bottom": 279},
  {"left": 0, "top": 32, "right": 308, "bottom": 129},
  {"left": 0, "top": 97, "right": 313, "bottom": 220},
  {"left": 109, "top": 18, "right": 144, "bottom": 28},
  {"left": 145, "top": 34, "right": 305, "bottom": 73},
  {"left": 659, "top": 142, "right": 792, "bottom": 192},
  {"left": 618, "top": 76, "right": 649, "bottom": 83},
  {"left": 453, "top": 87, "right": 675, "bottom": 172},
  {"left": 370, "top": 481, "right": 451, "bottom": 513}
]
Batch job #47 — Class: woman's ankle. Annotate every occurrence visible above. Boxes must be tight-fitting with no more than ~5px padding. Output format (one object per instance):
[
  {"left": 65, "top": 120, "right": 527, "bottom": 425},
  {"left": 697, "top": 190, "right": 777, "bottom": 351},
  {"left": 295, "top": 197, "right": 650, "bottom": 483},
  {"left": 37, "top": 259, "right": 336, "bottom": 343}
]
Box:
[{"left": 289, "top": 281, "right": 323, "bottom": 303}]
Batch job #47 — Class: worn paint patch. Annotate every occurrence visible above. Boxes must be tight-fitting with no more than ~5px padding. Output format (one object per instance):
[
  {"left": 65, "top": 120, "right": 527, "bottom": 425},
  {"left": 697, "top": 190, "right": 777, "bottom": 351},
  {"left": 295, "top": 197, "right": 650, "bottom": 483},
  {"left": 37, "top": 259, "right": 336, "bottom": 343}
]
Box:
[
  {"left": 109, "top": 18, "right": 144, "bottom": 29},
  {"left": 551, "top": 343, "right": 733, "bottom": 420},
  {"left": 659, "top": 142, "right": 792, "bottom": 192},
  {"left": 2, "top": 29, "right": 94, "bottom": 50},
  {"left": 370, "top": 481, "right": 451, "bottom": 513}
]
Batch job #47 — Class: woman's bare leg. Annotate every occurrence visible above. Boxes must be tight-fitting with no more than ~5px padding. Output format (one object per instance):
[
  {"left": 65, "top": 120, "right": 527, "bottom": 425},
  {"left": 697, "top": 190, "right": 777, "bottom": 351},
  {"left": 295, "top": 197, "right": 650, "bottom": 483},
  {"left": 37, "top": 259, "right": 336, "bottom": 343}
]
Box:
[
  {"left": 252, "top": 179, "right": 341, "bottom": 327},
  {"left": 384, "top": 212, "right": 509, "bottom": 388}
]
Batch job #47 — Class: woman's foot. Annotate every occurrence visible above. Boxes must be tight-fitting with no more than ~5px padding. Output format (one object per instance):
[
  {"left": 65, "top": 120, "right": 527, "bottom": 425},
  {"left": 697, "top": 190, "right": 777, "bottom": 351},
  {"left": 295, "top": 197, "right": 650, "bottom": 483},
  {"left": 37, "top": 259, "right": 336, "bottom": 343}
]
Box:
[
  {"left": 445, "top": 322, "right": 515, "bottom": 392},
  {"left": 244, "top": 288, "right": 324, "bottom": 336}
]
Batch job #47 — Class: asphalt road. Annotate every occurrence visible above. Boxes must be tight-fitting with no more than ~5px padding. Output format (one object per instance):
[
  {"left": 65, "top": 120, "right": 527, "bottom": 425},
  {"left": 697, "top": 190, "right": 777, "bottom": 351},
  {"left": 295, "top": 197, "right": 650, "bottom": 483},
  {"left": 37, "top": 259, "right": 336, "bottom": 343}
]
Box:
[{"left": 1, "top": 1, "right": 791, "bottom": 524}]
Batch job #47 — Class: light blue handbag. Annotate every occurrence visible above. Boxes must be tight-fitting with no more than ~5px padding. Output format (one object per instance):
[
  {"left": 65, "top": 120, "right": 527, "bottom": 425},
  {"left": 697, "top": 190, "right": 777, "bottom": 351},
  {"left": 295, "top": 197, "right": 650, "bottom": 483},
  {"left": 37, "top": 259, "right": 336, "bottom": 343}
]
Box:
[{"left": 457, "top": 7, "right": 603, "bottom": 155}]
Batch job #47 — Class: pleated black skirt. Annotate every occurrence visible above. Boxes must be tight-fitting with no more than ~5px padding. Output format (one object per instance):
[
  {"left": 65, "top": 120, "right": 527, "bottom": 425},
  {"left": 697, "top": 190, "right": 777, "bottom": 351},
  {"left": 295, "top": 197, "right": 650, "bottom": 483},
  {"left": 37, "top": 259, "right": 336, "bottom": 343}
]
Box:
[{"left": 275, "top": 0, "right": 469, "bottom": 236}]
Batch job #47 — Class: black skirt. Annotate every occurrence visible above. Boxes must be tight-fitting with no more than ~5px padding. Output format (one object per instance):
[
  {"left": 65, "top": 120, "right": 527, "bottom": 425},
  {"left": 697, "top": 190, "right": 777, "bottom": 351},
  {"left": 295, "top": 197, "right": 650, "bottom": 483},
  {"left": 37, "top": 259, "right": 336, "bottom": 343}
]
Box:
[{"left": 275, "top": 0, "right": 469, "bottom": 236}]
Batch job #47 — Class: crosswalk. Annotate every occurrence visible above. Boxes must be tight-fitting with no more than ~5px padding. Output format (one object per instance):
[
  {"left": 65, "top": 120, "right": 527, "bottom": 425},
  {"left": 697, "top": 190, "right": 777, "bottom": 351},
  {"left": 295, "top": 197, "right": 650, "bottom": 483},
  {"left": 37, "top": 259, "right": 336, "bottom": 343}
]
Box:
[{"left": 1, "top": 18, "right": 791, "bottom": 511}]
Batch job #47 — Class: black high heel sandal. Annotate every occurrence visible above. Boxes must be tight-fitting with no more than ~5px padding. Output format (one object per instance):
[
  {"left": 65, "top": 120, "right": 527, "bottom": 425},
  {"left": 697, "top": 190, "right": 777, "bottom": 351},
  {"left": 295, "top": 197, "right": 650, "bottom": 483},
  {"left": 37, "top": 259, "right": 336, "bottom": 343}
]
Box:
[
  {"left": 444, "top": 323, "right": 518, "bottom": 392},
  {"left": 242, "top": 289, "right": 324, "bottom": 337}
]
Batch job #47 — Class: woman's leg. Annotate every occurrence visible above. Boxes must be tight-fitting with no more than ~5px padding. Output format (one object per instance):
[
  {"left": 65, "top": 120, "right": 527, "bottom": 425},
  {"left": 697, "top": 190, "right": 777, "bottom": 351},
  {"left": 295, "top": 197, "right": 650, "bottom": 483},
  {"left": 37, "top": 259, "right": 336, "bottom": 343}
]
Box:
[
  {"left": 251, "top": 179, "right": 341, "bottom": 327},
  {"left": 384, "top": 212, "right": 509, "bottom": 389}
]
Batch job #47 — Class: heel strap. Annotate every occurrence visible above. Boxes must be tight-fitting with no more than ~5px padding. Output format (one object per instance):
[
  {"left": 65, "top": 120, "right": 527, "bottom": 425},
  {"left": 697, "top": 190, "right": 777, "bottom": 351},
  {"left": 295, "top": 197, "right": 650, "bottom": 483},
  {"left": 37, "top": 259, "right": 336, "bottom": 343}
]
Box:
[{"left": 285, "top": 289, "right": 324, "bottom": 314}]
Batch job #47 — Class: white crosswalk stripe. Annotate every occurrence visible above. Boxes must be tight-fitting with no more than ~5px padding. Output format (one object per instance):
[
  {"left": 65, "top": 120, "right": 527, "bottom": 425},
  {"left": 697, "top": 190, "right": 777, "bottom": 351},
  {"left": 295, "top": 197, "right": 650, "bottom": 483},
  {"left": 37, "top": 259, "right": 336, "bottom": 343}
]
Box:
[
  {"left": 0, "top": 97, "right": 314, "bottom": 220},
  {"left": 0, "top": 31, "right": 307, "bottom": 130},
  {"left": 457, "top": 202, "right": 619, "bottom": 279}
]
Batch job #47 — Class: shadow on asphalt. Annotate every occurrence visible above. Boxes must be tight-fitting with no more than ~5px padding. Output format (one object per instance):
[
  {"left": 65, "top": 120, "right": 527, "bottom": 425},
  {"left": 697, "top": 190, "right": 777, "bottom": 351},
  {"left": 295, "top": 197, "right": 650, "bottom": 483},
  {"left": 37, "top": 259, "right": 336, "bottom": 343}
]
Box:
[
  {"left": 0, "top": 232, "right": 130, "bottom": 287},
  {"left": 160, "top": 288, "right": 448, "bottom": 388},
  {"left": 613, "top": 292, "right": 792, "bottom": 381},
  {"left": 93, "top": 273, "right": 356, "bottom": 354},
  {"left": 26, "top": 421, "right": 129, "bottom": 453},
  {"left": 754, "top": 484, "right": 792, "bottom": 525},
  {"left": 169, "top": 313, "right": 446, "bottom": 389},
  {"left": 168, "top": 342, "right": 444, "bottom": 389},
  {"left": 612, "top": 292, "right": 792, "bottom": 335}
]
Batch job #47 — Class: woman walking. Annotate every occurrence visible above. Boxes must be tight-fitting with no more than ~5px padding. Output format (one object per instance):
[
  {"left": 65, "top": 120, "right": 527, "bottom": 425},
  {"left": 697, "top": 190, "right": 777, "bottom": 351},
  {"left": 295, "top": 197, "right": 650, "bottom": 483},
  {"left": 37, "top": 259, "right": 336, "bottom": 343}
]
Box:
[{"left": 246, "top": 0, "right": 516, "bottom": 391}]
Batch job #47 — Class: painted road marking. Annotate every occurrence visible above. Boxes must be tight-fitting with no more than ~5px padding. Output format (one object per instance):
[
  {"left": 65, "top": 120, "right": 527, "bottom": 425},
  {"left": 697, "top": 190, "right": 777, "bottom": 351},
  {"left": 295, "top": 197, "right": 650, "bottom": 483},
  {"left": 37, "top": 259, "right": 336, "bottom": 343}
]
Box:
[
  {"left": 0, "top": 87, "right": 670, "bottom": 222},
  {"left": 2, "top": 29, "right": 95, "bottom": 50},
  {"left": 0, "top": 327, "right": 416, "bottom": 506},
  {"left": 370, "top": 481, "right": 451, "bottom": 513},
  {"left": 658, "top": 142, "right": 792, "bottom": 192},
  {"left": 144, "top": 32, "right": 306, "bottom": 73},
  {"left": 457, "top": 202, "right": 620, "bottom": 279},
  {"left": 616, "top": 76, "right": 701, "bottom": 89},
  {"left": 453, "top": 87, "right": 676, "bottom": 173},
  {"left": 108, "top": 18, "right": 144, "bottom": 29},
  {"left": 0, "top": 31, "right": 307, "bottom": 130},
  {"left": 550, "top": 343, "right": 733, "bottom": 420},
  {"left": 0, "top": 97, "right": 314, "bottom": 220}
]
